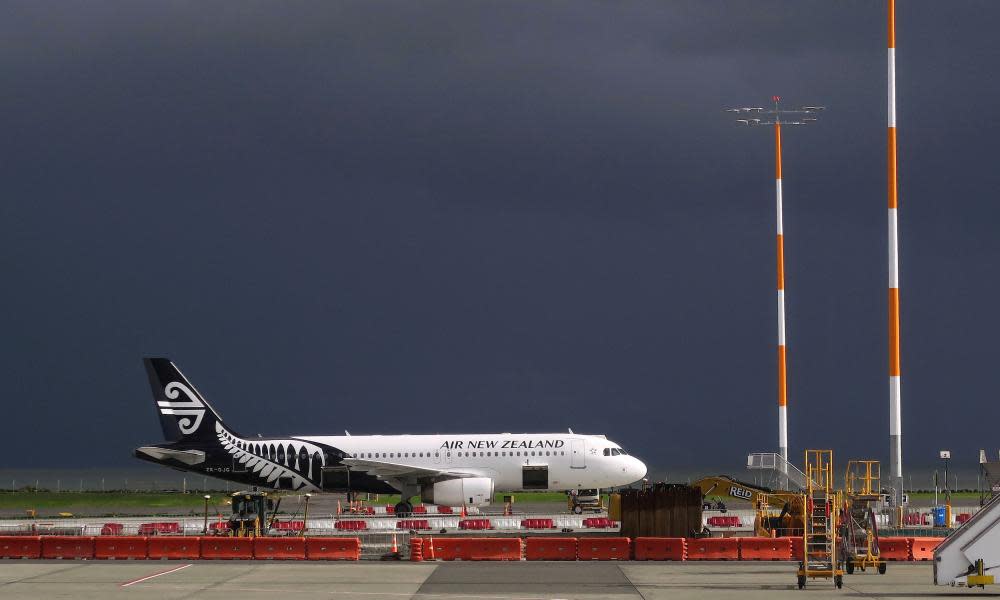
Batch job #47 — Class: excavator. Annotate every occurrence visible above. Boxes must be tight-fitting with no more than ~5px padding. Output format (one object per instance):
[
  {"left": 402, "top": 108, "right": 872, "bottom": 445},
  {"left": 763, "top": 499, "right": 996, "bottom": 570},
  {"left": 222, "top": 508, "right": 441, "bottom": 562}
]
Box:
[{"left": 692, "top": 475, "right": 804, "bottom": 537}]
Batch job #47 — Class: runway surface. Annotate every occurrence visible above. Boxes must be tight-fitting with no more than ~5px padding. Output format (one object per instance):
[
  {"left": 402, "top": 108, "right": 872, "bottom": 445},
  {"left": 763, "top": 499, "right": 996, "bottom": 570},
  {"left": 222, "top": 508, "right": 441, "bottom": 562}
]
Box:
[{"left": 0, "top": 560, "right": 982, "bottom": 599}]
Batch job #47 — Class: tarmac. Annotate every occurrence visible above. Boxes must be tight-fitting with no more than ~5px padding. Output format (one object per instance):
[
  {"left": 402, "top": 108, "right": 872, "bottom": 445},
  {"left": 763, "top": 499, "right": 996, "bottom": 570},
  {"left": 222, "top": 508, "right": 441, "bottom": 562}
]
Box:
[{"left": 0, "top": 560, "right": 990, "bottom": 599}]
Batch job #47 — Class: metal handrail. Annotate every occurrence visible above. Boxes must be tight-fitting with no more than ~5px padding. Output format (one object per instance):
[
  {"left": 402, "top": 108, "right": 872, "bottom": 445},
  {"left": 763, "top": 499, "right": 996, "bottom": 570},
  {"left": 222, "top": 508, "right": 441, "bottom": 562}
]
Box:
[{"left": 746, "top": 452, "right": 814, "bottom": 490}]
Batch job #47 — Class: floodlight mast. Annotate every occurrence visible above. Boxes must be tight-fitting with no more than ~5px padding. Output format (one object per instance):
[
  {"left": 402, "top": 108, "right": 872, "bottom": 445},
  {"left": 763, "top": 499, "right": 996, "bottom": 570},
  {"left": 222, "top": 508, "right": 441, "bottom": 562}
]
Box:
[{"left": 726, "top": 97, "right": 824, "bottom": 485}]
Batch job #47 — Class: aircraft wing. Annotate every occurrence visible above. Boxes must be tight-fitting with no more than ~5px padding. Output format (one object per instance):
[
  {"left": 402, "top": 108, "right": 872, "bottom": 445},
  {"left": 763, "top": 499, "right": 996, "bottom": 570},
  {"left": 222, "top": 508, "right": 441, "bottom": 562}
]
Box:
[{"left": 341, "top": 458, "right": 490, "bottom": 482}]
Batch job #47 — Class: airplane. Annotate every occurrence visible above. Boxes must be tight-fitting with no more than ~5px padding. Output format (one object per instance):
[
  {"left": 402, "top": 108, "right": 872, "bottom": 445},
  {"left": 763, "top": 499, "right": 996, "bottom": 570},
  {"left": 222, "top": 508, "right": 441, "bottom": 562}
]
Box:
[{"left": 134, "top": 358, "right": 648, "bottom": 515}]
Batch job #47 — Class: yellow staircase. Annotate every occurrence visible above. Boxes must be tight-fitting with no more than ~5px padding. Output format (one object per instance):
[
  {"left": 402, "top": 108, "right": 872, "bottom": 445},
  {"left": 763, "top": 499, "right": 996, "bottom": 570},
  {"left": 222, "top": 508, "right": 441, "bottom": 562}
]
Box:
[
  {"left": 841, "top": 460, "right": 886, "bottom": 575},
  {"left": 797, "top": 450, "right": 844, "bottom": 589}
]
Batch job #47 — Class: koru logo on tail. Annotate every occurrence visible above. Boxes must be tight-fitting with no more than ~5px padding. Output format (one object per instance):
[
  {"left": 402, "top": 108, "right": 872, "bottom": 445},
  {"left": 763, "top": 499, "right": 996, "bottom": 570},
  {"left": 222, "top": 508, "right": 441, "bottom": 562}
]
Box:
[{"left": 157, "top": 382, "right": 205, "bottom": 434}]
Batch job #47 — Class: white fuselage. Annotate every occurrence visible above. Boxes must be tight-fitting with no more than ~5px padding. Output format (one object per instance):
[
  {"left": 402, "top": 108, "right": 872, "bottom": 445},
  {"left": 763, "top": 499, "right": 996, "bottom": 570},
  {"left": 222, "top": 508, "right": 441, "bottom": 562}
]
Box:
[{"left": 296, "top": 433, "right": 646, "bottom": 492}]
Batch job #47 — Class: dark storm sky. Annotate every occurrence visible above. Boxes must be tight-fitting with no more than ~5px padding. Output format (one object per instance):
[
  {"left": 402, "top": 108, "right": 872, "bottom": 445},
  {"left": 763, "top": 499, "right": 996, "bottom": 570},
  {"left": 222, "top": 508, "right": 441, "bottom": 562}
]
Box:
[{"left": 3, "top": 1, "right": 999, "bottom": 474}]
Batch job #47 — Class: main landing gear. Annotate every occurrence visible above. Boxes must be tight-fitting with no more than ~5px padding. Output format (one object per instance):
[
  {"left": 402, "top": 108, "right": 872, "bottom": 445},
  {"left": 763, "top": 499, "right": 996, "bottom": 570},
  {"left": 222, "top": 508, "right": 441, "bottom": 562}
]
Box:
[{"left": 394, "top": 501, "right": 413, "bottom": 517}]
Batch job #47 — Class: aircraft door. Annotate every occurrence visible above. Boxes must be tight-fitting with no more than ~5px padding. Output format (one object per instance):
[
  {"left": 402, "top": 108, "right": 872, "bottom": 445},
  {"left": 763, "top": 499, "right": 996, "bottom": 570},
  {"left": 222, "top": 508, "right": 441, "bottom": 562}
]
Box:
[
  {"left": 570, "top": 439, "right": 586, "bottom": 469},
  {"left": 522, "top": 466, "right": 548, "bottom": 490}
]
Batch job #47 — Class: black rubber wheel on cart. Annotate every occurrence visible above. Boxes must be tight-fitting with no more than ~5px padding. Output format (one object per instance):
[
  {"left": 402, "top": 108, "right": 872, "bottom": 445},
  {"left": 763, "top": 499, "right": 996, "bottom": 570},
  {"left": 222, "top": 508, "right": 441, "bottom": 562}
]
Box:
[
  {"left": 835, "top": 575, "right": 843, "bottom": 589},
  {"left": 797, "top": 575, "right": 806, "bottom": 589},
  {"left": 394, "top": 502, "right": 410, "bottom": 517},
  {"left": 878, "top": 561, "right": 887, "bottom": 575},
  {"left": 845, "top": 560, "right": 854, "bottom": 575}
]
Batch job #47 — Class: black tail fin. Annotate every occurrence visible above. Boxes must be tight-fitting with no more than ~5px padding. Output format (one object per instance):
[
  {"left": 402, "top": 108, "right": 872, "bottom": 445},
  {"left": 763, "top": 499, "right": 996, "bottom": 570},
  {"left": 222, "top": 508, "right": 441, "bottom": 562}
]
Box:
[{"left": 144, "top": 358, "right": 233, "bottom": 444}]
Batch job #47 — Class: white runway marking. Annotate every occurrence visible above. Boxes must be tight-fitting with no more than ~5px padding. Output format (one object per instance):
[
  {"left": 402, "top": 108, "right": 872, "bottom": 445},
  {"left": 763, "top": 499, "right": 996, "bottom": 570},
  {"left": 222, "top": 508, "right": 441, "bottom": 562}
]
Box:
[{"left": 119, "top": 563, "right": 193, "bottom": 587}]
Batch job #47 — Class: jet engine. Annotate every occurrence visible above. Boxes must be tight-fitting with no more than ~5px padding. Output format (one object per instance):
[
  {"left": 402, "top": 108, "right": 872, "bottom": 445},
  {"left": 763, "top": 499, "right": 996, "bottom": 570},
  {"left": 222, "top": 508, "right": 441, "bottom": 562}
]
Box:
[{"left": 422, "top": 477, "right": 494, "bottom": 507}]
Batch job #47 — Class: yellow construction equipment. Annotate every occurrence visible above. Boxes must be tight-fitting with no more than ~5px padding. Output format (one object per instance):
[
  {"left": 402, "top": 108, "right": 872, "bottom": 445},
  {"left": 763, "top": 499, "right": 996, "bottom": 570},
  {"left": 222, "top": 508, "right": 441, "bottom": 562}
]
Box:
[
  {"left": 840, "top": 460, "right": 887, "bottom": 575},
  {"left": 797, "top": 450, "right": 844, "bottom": 589},
  {"left": 228, "top": 491, "right": 280, "bottom": 537},
  {"left": 691, "top": 475, "right": 804, "bottom": 537}
]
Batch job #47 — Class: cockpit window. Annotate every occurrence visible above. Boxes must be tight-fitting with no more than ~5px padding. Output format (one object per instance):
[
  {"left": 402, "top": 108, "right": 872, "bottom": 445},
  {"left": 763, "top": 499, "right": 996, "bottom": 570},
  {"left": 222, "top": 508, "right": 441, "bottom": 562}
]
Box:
[{"left": 611, "top": 448, "right": 620, "bottom": 456}]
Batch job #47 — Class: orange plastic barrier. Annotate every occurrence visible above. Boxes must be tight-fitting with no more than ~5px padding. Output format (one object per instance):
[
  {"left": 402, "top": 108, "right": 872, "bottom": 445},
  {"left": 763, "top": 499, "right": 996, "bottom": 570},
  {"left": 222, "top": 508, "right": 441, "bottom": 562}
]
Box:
[
  {"left": 253, "top": 537, "right": 306, "bottom": 560},
  {"left": 94, "top": 536, "right": 147, "bottom": 560},
  {"left": 305, "top": 537, "right": 361, "bottom": 561},
  {"left": 396, "top": 519, "right": 431, "bottom": 530},
  {"left": 424, "top": 537, "right": 521, "bottom": 561},
  {"left": 520, "top": 519, "right": 556, "bottom": 529},
  {"left": 633, "top": 537, "right": 686, "bottom": 561},
  {"left": 739, "top": 537, "right": 791, "bottom": 561},
  {"left": 409, "top": 537, "right": 423, "bottom": 561},
  {"left": 790, "top": 537, "right": 804, "bottom": 560},
  {"left": 582, "top": 517, "right": 617, "bottom": 528},
  {"left": 909, "top": 537, "right": 942, "bottom": 561},
  {"left": 100, "top": 523, "right": 124, "bottom": 536},
  {"left": 578, "top": 537, "right": 631, "bottom": 561},
  {"left": 707, "top": 516, "right": 742, "bottom": 527},
  {"left": 685, "top": 537, "right": 739, "bottom": 560},
  {"left": 138, "top": 522, "right": 181, "bottom": 536},
  {"left": 437, "top": 506, "right": 454, "bottom": 514},
  {"left": 334, "top": 520, "right": 368, "bottom": 531},
  {"left": 458, "top": 519, "right": 492, "bottom": 530},
  {"left": 413, "top": 505, "right": 428, "bottom": 514},
  {"left": 0, "top": 536, "right": 41, "bottom": 559},
  {"left": 271, "top": 521, "right": 305, "bottom": 532},
  {"left": 41, "top": 536, "right": 95, "bottom": 560},
  {"left": 201, "top": 537, "right": 253, "bottom": 560},
  {"left": 524, "top": 537, "right": 577, "bottom": 561},
  {"left": 878, "top": 537, "right": 911, "bottom": 561},
  {"left": 147, "top": 536, "right": 200, "bottom": 560}
]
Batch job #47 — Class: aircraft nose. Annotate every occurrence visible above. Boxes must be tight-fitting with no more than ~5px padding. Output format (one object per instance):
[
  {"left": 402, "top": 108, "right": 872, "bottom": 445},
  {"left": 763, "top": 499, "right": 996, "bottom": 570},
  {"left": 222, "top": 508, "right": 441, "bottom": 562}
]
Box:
[{"left": 632, "top": 457, "right": 647, "bottom": 481}]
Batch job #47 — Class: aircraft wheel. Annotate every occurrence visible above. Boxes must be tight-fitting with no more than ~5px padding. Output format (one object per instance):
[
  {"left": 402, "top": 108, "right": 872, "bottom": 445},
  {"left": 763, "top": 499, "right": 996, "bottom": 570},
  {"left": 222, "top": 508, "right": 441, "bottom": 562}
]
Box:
[
  {"left": 797, "top": 575, "right": 806, "bottom": 589},
  {"left": 835, "top": 575, "right": 843, "bottom": 589},
  {"left": 845, "top": 560, "right": 854, "bottom": 575},
  {"left": 394, "top": 502, "right": 410, "bottom": 517},
  {"left": 878, "top": 562, "right": 887, "bottom": 575},
  {"left": 573, "top": 504, "right": 583, "bottom": 514}
]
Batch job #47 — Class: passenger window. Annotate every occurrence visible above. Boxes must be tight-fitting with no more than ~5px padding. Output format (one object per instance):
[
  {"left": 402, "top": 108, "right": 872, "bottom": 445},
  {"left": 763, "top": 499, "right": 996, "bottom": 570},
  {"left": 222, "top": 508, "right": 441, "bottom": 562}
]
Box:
[
  {"left": 546, "top": 451, "right": 550, "bottom": 456},
  {"left": 435, "top": 452, "right": 439, "bottom": 457},
  {"left": 530, "top": 451, "right": 535, "bottom": 456}
]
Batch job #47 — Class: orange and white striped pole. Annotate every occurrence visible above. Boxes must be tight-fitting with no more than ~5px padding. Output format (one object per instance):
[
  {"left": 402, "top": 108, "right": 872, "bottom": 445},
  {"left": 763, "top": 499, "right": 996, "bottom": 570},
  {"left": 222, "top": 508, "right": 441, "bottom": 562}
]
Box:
[
  {"left": 887, "top": 0, "right": 903, "bottom": 496},
  {"left": 728, "top": 99, "right": 822, "bottom": 477},
  {"left": 774, "top": 109, "right": 788, "bottom": 470}
]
